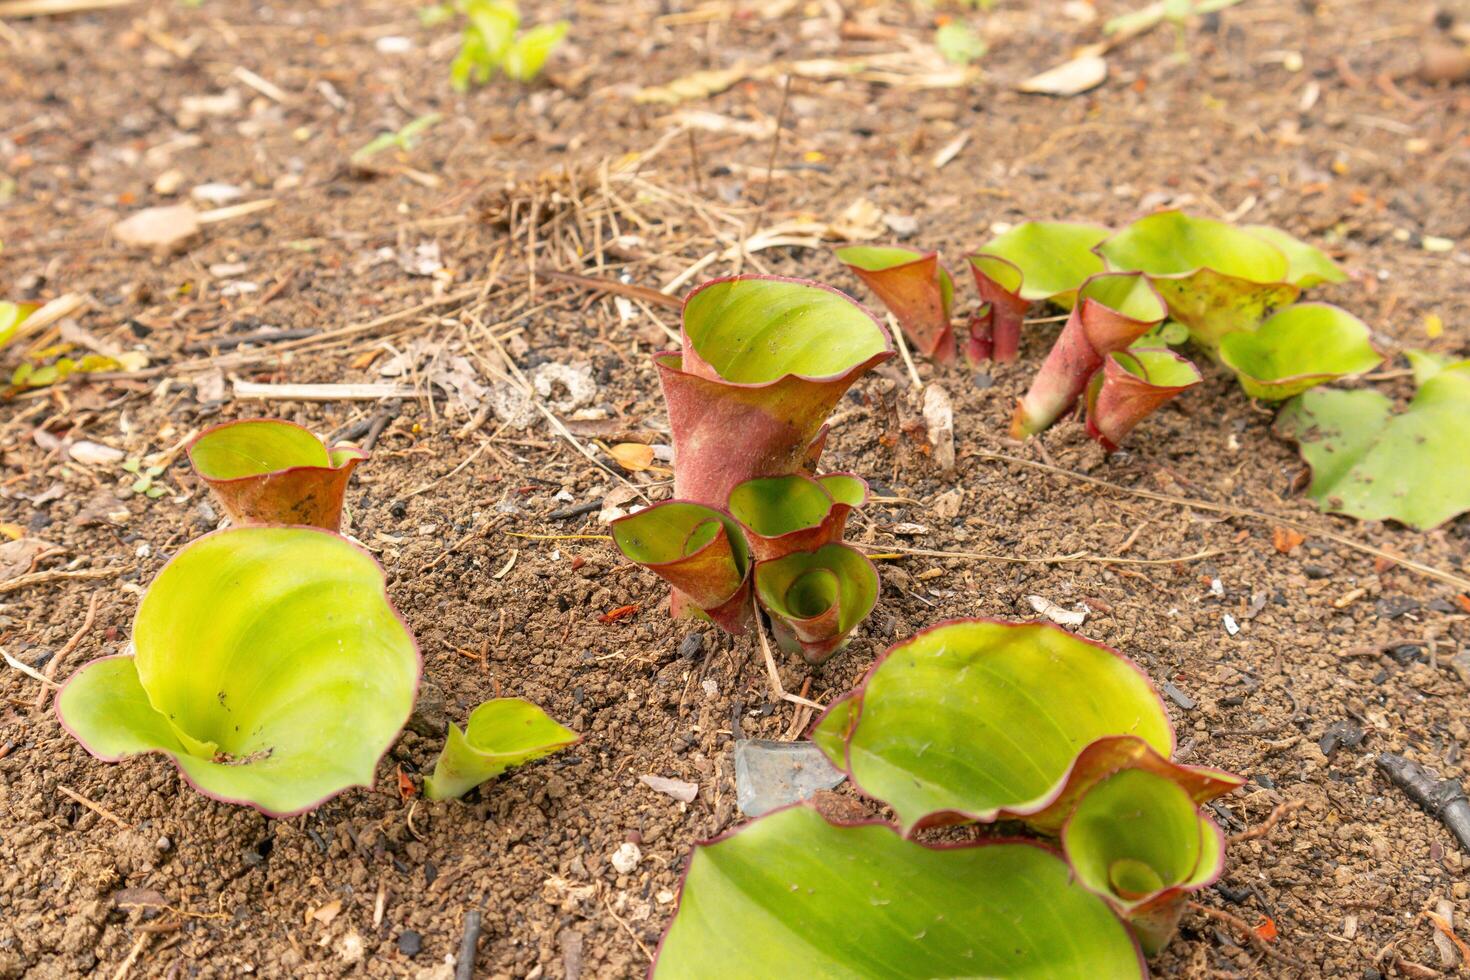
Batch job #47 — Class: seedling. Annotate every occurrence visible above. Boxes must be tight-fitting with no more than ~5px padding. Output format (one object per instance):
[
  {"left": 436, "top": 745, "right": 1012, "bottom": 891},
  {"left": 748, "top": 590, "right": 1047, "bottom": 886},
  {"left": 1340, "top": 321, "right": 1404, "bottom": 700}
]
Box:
[
  {"left": 726, "top": 472, "right": 867, "bottom": 561},
  {"left": 122, "top": 459, "right": 167, "bottom": 499},
  {"left": 187, "top": 419, "right": 368, "bottom": 532},
  {"left": 935, "top": 21, "right": 988, "bottom": 65},
  {"left": 659, "top": 276, "right": 892, "bottom": 508},
  {"left": 752, "top": 543, "right": 879, "bottom": 664},
  {"left": 1085, "top": 349, "right": 1203, "bottom": 451},
  {"left": 835, "top": 246, "right": 956, "bottom": 361},
  {"left": 1011, "top": 272, "right": 1167, "bottom": 438},
  {"left": 445, "top": 0, "right": 569, "bottom": 91},
  {"left": 653, "top": 805, "right": 1147, "bottom": 978},
  {"left": 1276, "top": 357, "right": 1470, "bottom": 530},
  {"left": 424, "top": 698, "right": 577, "bottom": 801},
  {"left": 1217, "top": 303, "right": 1379, "bottom": 401},
  {"left": 611, "top": 501, "right": 752, "bottom": 634},
  {"left": 811, "top": 619, "right": 1240, "bottom": 833},
  {"left": 966, "top": 221, "right": 1109, "bottom": 362},
  {"left": 56, "top": 527, "right": 420, "bottom": 818},
  {"left": 352, "top": 113, "right": 442, "bottom": 165}
]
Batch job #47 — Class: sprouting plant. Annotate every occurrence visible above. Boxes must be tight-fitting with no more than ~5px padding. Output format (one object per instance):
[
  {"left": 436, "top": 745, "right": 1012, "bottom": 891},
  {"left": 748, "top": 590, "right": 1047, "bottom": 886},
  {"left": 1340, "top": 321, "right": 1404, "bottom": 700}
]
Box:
[
  {"left": 445, "top": 0, "right": 570, "bottom": 91},
  {"left": 1010, "top": 271, "right": 1167, "bottom": 438},
  {"left": 753, "top": 543, "right": 879, "bottom": 664},
  {"left": 352, "top": 113, "right": 442, "bottom": 165},
  {"left": 1085, "top": 348, "right": 1203, "bottom": 451},
  {"left": 0, "top": 301, "right": 36, "bottom": 350},
  {"left": 425, "top": 698, "right": 577, "bottom": 801},
  {"left": 122, "top": 459, "right": 167, "bottom": 500},
  {"left": 835, "top": 246, "right": 957, "bottom": 361},
  {"left": 56, "top": 527, "right": 420, "bottom": 817},
  {"left": 612, "top": 502, "right": 753, "bottom": 634},
  {"left": 1216, "top": 303, "right": 1379, "bottom": 401},
  {"left": 187, "top": 419, "right": 368, "bottom": 532},
  {"left": 11, "top": 350, "right": 122, "bottom": 389},
  {"left": 726, "top": 473, "right": 867, "bottom": 561}
]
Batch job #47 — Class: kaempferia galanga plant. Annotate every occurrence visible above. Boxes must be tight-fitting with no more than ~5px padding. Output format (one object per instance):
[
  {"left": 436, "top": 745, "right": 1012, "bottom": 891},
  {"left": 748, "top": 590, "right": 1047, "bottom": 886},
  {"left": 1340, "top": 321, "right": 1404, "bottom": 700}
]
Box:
[
  {"left": 835, "top": 246, "right": 959, "bottom": 361},
  {"left": 425, "top": 698, "right": 577, "bottom": 801},
  {"left": 56, "top": 527, "right": 420, "bottom": 817}
]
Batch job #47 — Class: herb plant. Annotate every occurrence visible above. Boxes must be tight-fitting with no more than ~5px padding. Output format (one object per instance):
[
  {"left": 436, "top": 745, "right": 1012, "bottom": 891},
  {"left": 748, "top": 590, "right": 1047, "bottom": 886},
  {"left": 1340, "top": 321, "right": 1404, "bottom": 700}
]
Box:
[
  {"left": 425, "top": 698, "right": 577, "bottom": 801},
  {"left": 726, "top": 472, "right": 867, "bottom": 560},
  {"left": 835, "top": 246, "right": 956, "bottom": 361},
  {"left": 1085, "top": 348, "right": 1203, "bottom": 451},
  {"left": 752, "top": 543, "right": 879, "bottom": 664},
  {"left": 1216, "top": 303, "right": 1379, "bottom": 400},
  {"left": 611, "top": 502, "right": 753, "bottom": 634},
  {"left": 441, "top": 0, "right": 570, "bottom": 91}
]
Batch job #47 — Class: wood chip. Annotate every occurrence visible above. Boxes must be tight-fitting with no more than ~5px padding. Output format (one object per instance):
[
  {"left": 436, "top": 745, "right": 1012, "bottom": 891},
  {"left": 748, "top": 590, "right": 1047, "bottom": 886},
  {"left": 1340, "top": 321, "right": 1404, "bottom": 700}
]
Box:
[
  {"left": 1016, "top": 55, "right": 1108, "bottom": 96},
  {"left": 639, "top": 774, "right": 699, "bottom": 803}
]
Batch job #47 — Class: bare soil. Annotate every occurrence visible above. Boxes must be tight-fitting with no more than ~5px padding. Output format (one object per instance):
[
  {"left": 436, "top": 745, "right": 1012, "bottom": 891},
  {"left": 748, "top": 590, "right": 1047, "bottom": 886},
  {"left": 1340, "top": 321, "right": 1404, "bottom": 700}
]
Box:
[{"left": 3, "top": 0, "right": 1470, "bottom": 977}]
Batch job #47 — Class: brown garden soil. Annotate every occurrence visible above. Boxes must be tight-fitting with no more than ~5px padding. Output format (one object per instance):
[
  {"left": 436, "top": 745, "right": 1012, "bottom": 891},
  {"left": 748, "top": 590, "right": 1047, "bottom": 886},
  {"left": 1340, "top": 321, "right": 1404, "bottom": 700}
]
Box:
[{"left": 3, "top": 0, "right": 1470, "bottom": 976}]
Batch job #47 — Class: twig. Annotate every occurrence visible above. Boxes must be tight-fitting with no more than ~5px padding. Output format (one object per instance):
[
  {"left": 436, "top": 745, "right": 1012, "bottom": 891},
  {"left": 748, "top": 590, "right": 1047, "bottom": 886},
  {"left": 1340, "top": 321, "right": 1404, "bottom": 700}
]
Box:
[
  {"left": 454, "top": 909, "right": 482, "bottom": 980},
  {"left": 756, "top": 74, "right": 793, "bottom": 210},
  {"left": 58, "top": 784, "right": 128, "bottom": 828},
  {"left": 232, "top": 381, "right": 415, "bottom": 402},
  {"left": 888, "top": 314, "right": 921, "bottom": 390},
  {"left": 601, "top": 891, "right": 654, "bottom": 962},
  {"left": 2, "top": 646, "right": 59, "bottom": 685},
  {"left": 853, "top": 541, "right": 1228, "bottom": 567},
  {"left": 541, "top": 270, "right": 682, "bottom": 311},
  {"left": 36, "top": 592, "right": 98, "bottom": 709},
  {"left": 1188, "top": 902, "right": 1310, "bottom": 971},
  {"left": 182, "top": 327, "right": 316, "bottom": 353},
  {"left": 0, "top": 0, "right": 133, "bottom": 15},
  {"left": 110, "top": 931, "right": 151, "bottom": 980},
  {"left": 753, "top": 593, "right": 824, "bottom": 711},
  {"left": 362, "top": 399, "right": 401, "bottom": 452},
  {"left": 1377, "top": 753, "right": 1470, "bottom": 852},
  {"left": 970, "top": 450, "right": 1470, "bottom": 591},
  {"left": 1228, "top": 799, "right": 1304, "bottom": 846}
]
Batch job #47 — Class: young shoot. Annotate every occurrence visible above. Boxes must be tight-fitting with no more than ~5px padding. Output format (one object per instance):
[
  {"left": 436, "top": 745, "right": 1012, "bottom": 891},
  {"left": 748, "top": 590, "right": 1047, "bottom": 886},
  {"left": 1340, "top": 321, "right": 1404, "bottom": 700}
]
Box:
[
  {"left": 752, "top": 543, "right": 879, "bottom": 665},
  {"left": 1085, "top": 349, "right": 1203, "bottom": 451},
  {"left": 836, "top": 246, "right": 957, "bottom": 361},
  {"left": 611, "top": 501, "right": 752, "bottom": 635},
  {"left": 425, "top": 698, "right": 577, "bottom": 801},
  {"left": 726, "top": 472, "right": 867, "bottom": 561}
]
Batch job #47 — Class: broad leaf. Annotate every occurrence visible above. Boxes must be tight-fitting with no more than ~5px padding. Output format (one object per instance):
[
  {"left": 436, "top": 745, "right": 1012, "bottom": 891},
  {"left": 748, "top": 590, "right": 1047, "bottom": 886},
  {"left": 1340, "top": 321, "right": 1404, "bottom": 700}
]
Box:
[
  {"left": 1242, "top": 224, "right": 1347, "bottom": 289},
  {"left": 1218, "top": 303, "right": 1379, "bottom": 401},
  {"left": 425, "top": 698, "right": 577, "bottom": 800},
  {"left": 503, "top": 20, "right": 569, "bottom": 81},
  {"left": 612, "top": 501, "right": 752, "bottom": 634},
  {"left": 1275, "top": 362, "right": 1470, "bottom": 530},
  {"left": 753, "top": 543, "right": 878, "bottom": 664},
  {"left": 653, "top": 805, "right": 1146, "bottom": 979},
  {"left": 56, "top": 527, "right": 420, "bottom": 818},
  {"left": 836, "top": 246, "right": 956, "bottom": 361},
  {"left": 727, "top": 472, "right": 866, "bottom": 561},
  {"left": 1086, "top": 348, "right": 1202, "bottom": 451}
]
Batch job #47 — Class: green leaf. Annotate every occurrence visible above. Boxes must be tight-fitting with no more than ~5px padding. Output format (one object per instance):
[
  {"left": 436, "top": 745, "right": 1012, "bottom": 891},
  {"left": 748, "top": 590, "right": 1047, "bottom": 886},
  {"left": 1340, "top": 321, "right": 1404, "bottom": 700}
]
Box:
[
  {"left": 1218, "top": 303, "right": 1380, "bottom": 401},
  {"left": 811, "top": 620, "right": 1177, "bottom": 833},
  {"left": 1276, "top": 362, "right": 1470, "bottom": 530},
  {"left": 1243, "top": 224, "right": 1348, "bottom": 289},
  {"left": 611, "top": 501, "right": 751, "bottom": 634},
  {"left": 1086, "top": 348, "right": 1203, "bottom": 451},
  {"left": 753, "top": 543, "right": 878, "bottom": 664},
  {"left": 56, "top": 527, "right": 420, "bottom": 817},
  {"left": 1131, "top": 320, "right": 1190, "bottom": 348},
  {"left": 503, "top": 20, "right": 569, "bottom": 81},
  {"left": 935, "top": 22, "right": 987, "bottom": 65},
  {"left": 1405, "top": 348, "right": 1467, "bottom": 385},
  {"left": 653, "top": 805, "right": 1147, "bottom": 979},
  {"left": 424, "top": 698, "right": 577, "bottom": 800},
  {"left": 727, "top": 472, "right": 866, "bottom": 561},
  {"left": 970, "top": 221, "right": 1110, "bottom": 303},
  {"left": 466, "top": 0, "right": 520, "bottom": 61},
  {"left": 0, "top": 301, "right": 37, "bottom": 350},
  {"left": 353, "top": 113, "right": 442, "bottom": 163},
  {"left": 836, "top": 246, "right": 956, "bottom": 361}
]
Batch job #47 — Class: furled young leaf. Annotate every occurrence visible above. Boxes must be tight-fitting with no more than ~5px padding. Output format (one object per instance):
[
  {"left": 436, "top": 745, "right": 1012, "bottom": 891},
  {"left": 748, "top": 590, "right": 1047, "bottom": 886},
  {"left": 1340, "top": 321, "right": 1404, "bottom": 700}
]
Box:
[
  {"left": 611, "top": 501, "right": 752, "bottom": 634},
  {"left": 424, "top": 698, "right": 577, "bottom": 801},
  {"left": 967, "top": 221, "right": 1109, "bottom": 362},
  {"left": 187, "top": 419, "right": 368, "bottom": 532},
  {"left": 503, "top": 20, "right": 569, "bottom": 81},
  {"left": 662, "top": 276, "right": 892, "bottom": 509},
  {"left": 1097, "top": 211, "right": 1299, "bottom": 349},
  {"left": 1085, "top": 348, "right": 1202, "bottom": 451},
  {"left": 1242, "top": 224, "right": 1347, "bottom": 289},
  {"left": 653, "top": 805, "right": 1147, "bottom": 979},
  {"left": 813, "top": 619, "right": 1199, "bottom": 833},
  {"left": 835, "top": 246, "right": 956, "bottom": 360},
  {"left": 56, "top": 527, "right": 420, "bottom": 818},
  {"left": 1218, "top": 303, "right": 1379, "bottom": 401},
  {"left": 1011, "top": 272, "right": 1168, "bottom": 438},
  {"left": 753, "top": 543, "right": 878, "bottom": 664},
  {"left": 1275, "top": 361, "right": 1470, "bottom": 530},
  {"left": 727, "top": 472, "right": 867, "bottom": 561},
  {"left": 1063, "top": 768, "right": 1226, "bottom": 954}
]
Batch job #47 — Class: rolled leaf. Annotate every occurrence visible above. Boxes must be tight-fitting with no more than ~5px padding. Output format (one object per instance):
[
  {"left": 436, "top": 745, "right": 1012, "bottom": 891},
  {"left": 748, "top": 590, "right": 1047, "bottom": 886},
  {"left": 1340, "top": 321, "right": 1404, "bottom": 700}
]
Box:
[
  {"left": 1086, "top": 348, "right": 1203, "bottom": 451},
  {"left": 652, "top": 804, "right": 1147, "bottom": 979},
  {"left": 727, "top": 472, "right": 867, "bottom": 561},
  {"left": 611, "top": 501, "right": 752, "bottom": 634},
  {"left": 753, "top": 543, "right": 878, "bottom": 664},
  {"left": 55, "top": 527, "right": 420, "bottom": 818},
  {"left": 187, "top": 418, "right": 368, "bottom": 531},
  {"left": 1275, "top": 361, "right": 1470, "bottom": 530},
  {"left": 812, "top": 619, "right": 1194, "bottom": 833},
  {"left": 664, "top": 276, "right": 893, "bottom": 508},
  {"left": 1217, "top": 303, "right": 1380, "bottom": 401},
  {"left": 966, "top": 221, "right": 1110, "bottom": 363},
  {"left": 424, "top": 698, "right": 577, "bottom": 801},
  {"left": 1242, "top": 224, "right": 1348, "bottom": 289},
  {"left": 1063, "top": 768, "right": 1226, "bottom": 954},
  {"left": 1011, "top": 272, "right": 1168, "bottom": 438},
  {"left": 835, "top": 245, "right": 956, "bottom": 361},
  {"left": 1097, "top": 211, "right": 1300, "bottom": 350}
]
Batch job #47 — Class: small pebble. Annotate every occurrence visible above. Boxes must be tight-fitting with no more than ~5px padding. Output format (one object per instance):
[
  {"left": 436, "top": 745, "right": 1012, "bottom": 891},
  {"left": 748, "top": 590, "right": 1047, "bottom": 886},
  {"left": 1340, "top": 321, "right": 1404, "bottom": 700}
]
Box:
[
  {"left": 155, "top": 835, "right": 172, "bottom": 851},
  {"left": 1222, "top": 613, "right": 1240, "bottom": 636},
  {"left": 397, "top": 930, "right": 422, "bottom": 957},
  {"left": 611, "top": 841, "right": 642, "bottom": 874},
  {"left": 1303, "top": 565, "right": 1331, "bottom": 579},
  {"left": 678, "top": 632, "right": 704, "bottom": 661}
]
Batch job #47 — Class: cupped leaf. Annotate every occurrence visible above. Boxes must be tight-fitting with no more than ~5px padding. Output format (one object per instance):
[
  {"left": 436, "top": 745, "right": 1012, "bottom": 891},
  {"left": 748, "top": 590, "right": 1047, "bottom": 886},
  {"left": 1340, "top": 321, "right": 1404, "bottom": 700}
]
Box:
[
  {"left": 1086, "top": 348, "right": 1203, "bottom": 451},
  {"left": 1243, "top": 224, "right": 1348, "bottom": 289},
  {"left": 663, "top": 276, "right": 893, "bottom": 507},
  {"left": 1063, "top": 768, "right": 1226, "bottom": 954},
  {"left": 1097, "top": 211, "right": 1299, "bottom": 349},
  {"left": 754, "top": 544, "right": 878, "bottom": 664},
  {"left": 187, "top": 419, "right": 367, "bottom": 532},
  {"left": 836, "top": 246, "right": 956, "bottom": 361},
  {"left": 810, "top": 619, "right": 1175, "bottom": 833},
  {"left": 727, "top": 472, "right": 867, "bottom": 561},
  {"left": 1218, "top": 303, "right": 1380, "bottom": 401},
  {"left": 653, "top": 805, "right": 1147, "bottom": 979},
  {"left": 424, "top": 698, "right": 577, "bottom": 801},
  {"left": 612, "top": 500, "right": 752, "bottom": 634},
  {"left": 1011, "top": 272, "right": 1167, "bottom": 438},
  {"left": 1275, "top": 361, "right": 1470, "bottom": 530},
  {"left": 55, "top": 527, "right": 420, "bottom": 818}
]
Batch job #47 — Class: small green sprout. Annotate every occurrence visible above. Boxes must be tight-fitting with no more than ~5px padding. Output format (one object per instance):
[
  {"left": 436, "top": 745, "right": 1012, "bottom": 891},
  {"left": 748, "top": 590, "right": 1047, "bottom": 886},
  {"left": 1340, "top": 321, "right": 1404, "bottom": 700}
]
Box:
[
  {"left": 352, "top": 113, "right": 443, "bottom": 164},
  {"left": 122, "top": 459, "right": 167, "bottom": 499},
  {"left": 935, "top": 22, "right": 987, "bottom": 65},
  {"left": 445, "top": 0, "right": 570, "bottom": 91}
]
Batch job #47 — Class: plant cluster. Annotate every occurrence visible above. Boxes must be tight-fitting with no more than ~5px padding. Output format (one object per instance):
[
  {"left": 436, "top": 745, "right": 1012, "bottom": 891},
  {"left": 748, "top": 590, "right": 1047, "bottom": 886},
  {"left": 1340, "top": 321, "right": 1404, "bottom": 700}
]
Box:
[
  {"left": 613, "top": 276, "right": 893, "bottom": 663},
  {"left": 654, "top": 620, "right": 1243, "bottom": 973},
  {"left": 56, "top": 419, "right": 573, "bottom": 815},
  {"left": 424, "top": 0, "right": 569, "bottom": 91}
]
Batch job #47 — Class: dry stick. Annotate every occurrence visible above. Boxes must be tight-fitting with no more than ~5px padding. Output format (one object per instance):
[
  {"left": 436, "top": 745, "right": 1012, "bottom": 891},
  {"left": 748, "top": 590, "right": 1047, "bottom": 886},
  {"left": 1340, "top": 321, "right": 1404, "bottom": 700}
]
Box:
[
  {"left": 454, "top": 909, "right": 482, "bottom": 980},
  {"left": 602, "top": 891, "right": 654, "bottom": 962},
  {"left": 1376, "top": 753, "right": 1470, "bottom": 852},
  {"left": 1187, "top": 902, "right": 1311, "bottom": 971},
  {"left": 753, "top": 593, "right": 824, "bottom": 711},
  {"left": 853, "top": 541, "right": 1228, "bottom": 567},
  {"left": 36, "top": 592, "right": 98, "bottom": 709},
  {"left": 110, "top": 931, "right": 151, "bottom": 980},
  {"left": 970, "top": 450, "right": 1470, "bottom": 592},
  {"left": 887, "top": 314, "right": 922, "bottom": 390},
  {"left": 1228, "top": 798, "right": 1305, "bottom": 846},
  {"left": 57, "top": 784, "right": 128, "bottom": 828},
  {"left": 756, "top": 74, "right": 793, "bottom": 211},
  {"left": 0, "top": 567, "right": 118, "bottom": 597},
  {"left": 541, "top": 270, "right": 682, "bottom": 311},
  {"left": 2, "top": 646, "right": 58, "bottom": 686}
]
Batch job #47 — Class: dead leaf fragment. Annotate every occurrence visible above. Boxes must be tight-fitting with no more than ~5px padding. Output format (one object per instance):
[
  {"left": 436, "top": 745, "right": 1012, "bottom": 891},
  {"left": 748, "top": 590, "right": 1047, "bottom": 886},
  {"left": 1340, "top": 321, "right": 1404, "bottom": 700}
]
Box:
[
  {"left": 1017, "top": 55, "right": 1108, "bottom": 96},
  {"left": 307, "top": 899, "right": 342, "bottom": 926},
  {"left": 112, "top": 204, "right": 201, "bottom": 253},
  {"left": 639, "top": 774, "right": 699, "bottom": 803},
  {"left": 68, "top": 441, "right": 125, "bottom": 466},
  {"left": 1271, "top": 526, "right": 1305, "bottom": 554},
  {"left": 608, "top": 443, "right": 656, "bottom": 472},
  {"left": 1026, "top": 594, "right": 1088, "bottom": 627},
  {"left": 921, "top": 384, "right": 955, "bottom": 473},
  {"left": 0, "top": 539, "right": 58, "bottom": 583}
]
